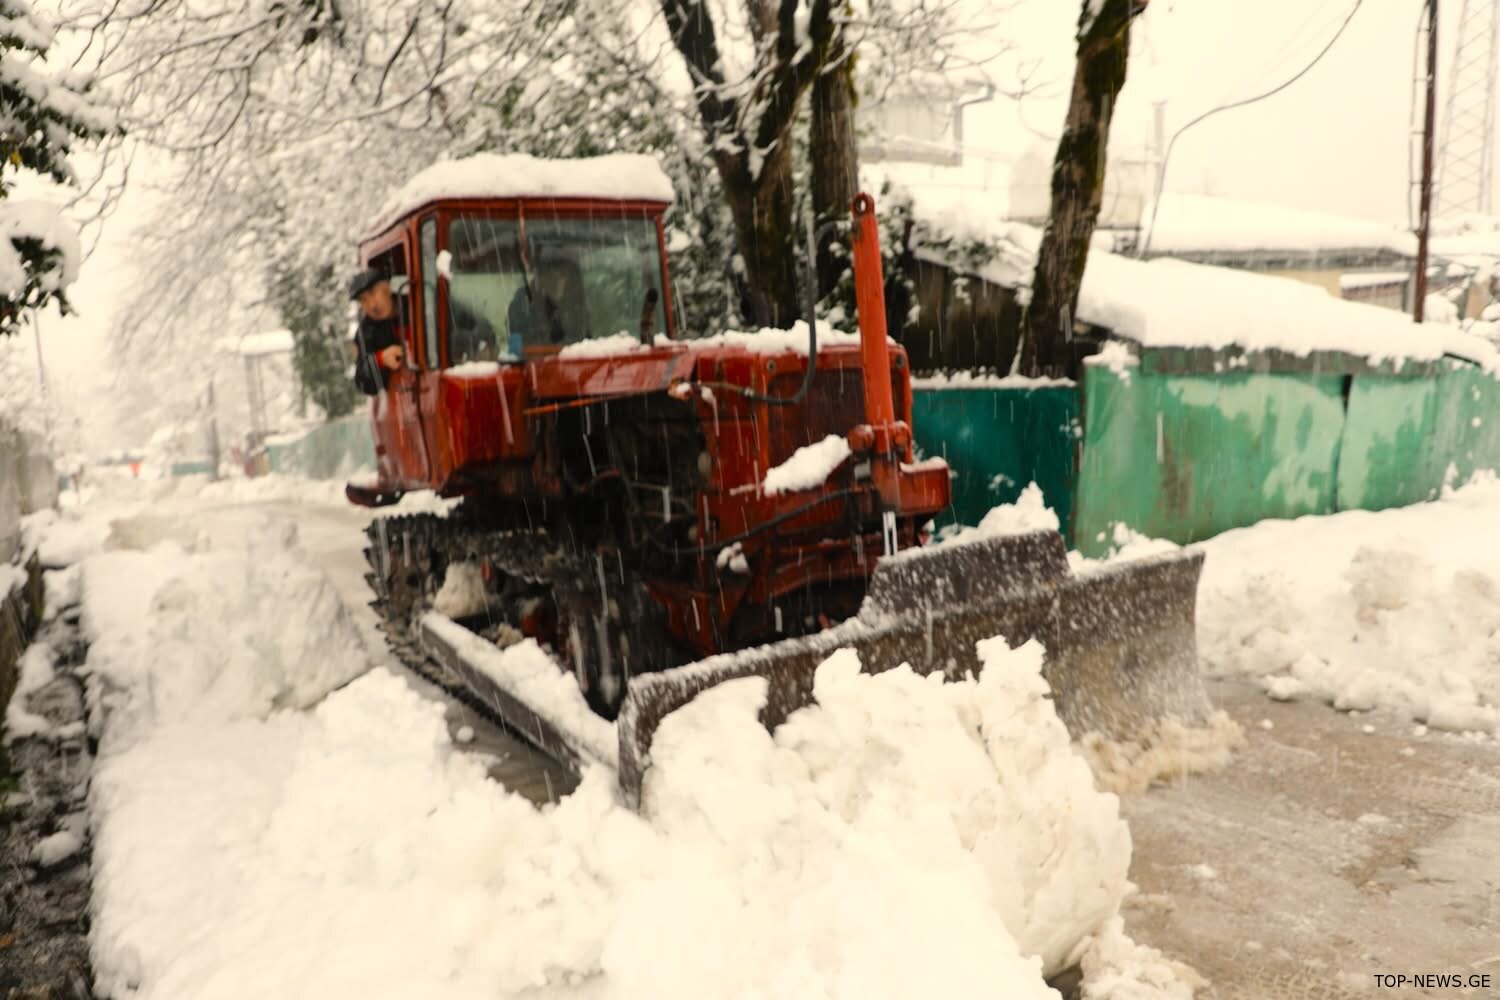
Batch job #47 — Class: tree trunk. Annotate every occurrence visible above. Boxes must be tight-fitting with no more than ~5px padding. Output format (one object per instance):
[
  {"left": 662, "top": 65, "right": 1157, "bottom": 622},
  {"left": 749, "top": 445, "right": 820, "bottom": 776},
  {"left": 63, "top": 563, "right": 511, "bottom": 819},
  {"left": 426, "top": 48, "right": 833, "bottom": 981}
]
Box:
[
  {"left": 716, "top": 140, "right": 802, "bottom": 328},
  {"left": 1019, "top": 0, "right": 1143, "bottom": 377},
  {"left": 809, "top": 34, "right": 857, "bottom": 299}
]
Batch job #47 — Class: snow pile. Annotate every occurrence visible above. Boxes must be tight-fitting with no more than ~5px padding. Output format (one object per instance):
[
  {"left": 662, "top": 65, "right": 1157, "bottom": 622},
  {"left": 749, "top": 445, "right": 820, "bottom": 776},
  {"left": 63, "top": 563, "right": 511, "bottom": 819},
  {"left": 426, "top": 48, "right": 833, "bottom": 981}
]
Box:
[
  {"left": 933, "top": 483, "right": 1061, "bottom": 548},
  {"left": 432, "top": 561, "right": 489, "bottom": 619},
  {"left": 80, "top": 517, "right": 1188, "bottom": 997},
  {"left": 763, "top": 434, "right": 852, "bottom": 495},
  {"left": 81, "top": 522, "right": 370, "bottom": 748},
  {"left": 1193, "top": 475, "right": 1500, "bottom": 734},
  {"left": 24, "top": 506, "right": 116, "bottom": 567},
  {"left": 635, "top": 643, "right": 1135, "bottom": 989},
  {"left": 368, "top": 153, "right": 674, "bottom": 237},
  {"left": 556, "top": 332, "right": 659, "bottom": 358},
  {"left": 4, "top": 642, "right": 56, "bottom": 741}
]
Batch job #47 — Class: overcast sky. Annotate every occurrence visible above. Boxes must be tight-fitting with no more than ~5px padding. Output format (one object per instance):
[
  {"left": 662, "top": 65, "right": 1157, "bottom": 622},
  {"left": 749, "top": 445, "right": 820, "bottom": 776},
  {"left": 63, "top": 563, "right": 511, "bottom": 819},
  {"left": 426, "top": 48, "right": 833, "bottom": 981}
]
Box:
[
  {"left": 980, "top": 0, "right": 1471, "bottom": 225},
  {"left": 31, "top": 0, "right": 1489, "bottom": 450}
]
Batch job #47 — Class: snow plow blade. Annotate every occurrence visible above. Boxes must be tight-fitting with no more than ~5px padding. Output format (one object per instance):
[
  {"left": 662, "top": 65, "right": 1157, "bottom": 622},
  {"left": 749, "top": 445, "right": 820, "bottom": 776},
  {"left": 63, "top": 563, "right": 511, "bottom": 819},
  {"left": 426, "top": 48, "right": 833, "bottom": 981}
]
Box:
[{"left": 617, "top": 531, "right": 1208, "bottom": 806}]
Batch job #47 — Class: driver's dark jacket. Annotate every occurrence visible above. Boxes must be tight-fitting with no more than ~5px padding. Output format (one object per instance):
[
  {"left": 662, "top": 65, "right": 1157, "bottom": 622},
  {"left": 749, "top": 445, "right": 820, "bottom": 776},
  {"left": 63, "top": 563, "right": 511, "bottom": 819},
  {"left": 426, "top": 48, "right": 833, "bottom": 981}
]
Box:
[{"left": 353, "top": 315, "right": 399, "bottom": 396}]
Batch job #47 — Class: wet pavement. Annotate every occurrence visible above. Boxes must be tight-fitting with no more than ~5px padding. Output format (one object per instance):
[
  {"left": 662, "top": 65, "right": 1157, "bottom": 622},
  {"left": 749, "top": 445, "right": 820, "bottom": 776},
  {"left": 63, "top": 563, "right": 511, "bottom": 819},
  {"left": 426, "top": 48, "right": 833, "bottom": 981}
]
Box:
[{"left": 1124, "top": 680, "right": 1500, "bottom": 999}]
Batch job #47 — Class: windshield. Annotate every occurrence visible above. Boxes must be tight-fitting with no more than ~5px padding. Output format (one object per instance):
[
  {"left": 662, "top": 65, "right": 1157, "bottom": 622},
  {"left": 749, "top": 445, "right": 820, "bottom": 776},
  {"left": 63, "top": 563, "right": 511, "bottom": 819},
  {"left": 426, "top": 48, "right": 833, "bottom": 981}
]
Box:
[{"left": 444, "top": 213, "right": 667, "bottom": 360}]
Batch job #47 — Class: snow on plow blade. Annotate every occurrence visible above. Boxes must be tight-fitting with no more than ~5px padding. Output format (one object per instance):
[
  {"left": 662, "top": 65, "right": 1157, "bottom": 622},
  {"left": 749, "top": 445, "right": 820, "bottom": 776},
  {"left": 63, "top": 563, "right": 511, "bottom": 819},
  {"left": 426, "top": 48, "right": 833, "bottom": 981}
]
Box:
[{"left": 617, "top": 531, "right": 1208, "bottom": 806}]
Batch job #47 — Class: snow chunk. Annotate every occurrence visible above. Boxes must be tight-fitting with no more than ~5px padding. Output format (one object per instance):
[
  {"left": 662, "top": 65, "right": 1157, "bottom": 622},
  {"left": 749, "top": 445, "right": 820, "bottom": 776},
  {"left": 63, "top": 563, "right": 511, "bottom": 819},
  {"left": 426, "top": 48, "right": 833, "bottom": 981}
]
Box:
[
  {"left": 368, "top": 153, "right": 674, "bottom": 236},
  {"left": 32, "top": 829, "right": 83, "bottom": 868},
  {"left": 762, "top": 434, "right": 851, "bottom": 495},
  {"left": 4, "top": 641, "right": 56, "bottom": 741},
  {"left": 1080, "top": 711, "right": 1246, "bottom": 794},
  {"left": 431, "top": 561, "right": 488, "bottom": 619},
  {"left": 1078, "top": 915, "right": 1204, "bottom": 999},
  {"left": 975, "top": 482, "right": 1061, "bottom": 537}
]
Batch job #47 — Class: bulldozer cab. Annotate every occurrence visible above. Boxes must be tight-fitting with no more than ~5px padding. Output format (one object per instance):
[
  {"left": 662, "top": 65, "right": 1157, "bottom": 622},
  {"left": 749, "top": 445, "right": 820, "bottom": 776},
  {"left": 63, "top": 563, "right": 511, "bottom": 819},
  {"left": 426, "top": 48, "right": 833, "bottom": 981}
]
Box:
[{"left": 354, "top": 196, "right": 676, "bottom": 497}]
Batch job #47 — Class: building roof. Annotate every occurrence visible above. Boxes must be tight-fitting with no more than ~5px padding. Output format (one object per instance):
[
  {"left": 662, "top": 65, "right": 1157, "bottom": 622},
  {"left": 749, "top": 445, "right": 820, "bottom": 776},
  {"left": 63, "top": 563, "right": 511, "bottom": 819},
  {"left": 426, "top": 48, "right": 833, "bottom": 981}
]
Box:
[{"left": 1140, "top": 194, "right": 1416, "bottom": 261}]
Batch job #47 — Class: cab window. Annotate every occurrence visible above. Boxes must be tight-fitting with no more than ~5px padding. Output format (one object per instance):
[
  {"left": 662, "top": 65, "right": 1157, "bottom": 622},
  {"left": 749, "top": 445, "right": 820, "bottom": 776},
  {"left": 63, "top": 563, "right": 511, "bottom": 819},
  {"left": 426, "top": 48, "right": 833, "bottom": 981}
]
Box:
[{"left": 420, "top": 217, "right": 440, "bottom": 368}]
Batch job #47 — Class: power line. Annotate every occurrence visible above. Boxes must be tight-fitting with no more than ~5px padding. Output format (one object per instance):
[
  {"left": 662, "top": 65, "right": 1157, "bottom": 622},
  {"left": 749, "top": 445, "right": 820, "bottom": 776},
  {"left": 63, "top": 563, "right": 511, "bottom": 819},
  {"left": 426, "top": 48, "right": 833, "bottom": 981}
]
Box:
[{"left": 1138, "top": 0, "right": 1366, "bottom": 257}]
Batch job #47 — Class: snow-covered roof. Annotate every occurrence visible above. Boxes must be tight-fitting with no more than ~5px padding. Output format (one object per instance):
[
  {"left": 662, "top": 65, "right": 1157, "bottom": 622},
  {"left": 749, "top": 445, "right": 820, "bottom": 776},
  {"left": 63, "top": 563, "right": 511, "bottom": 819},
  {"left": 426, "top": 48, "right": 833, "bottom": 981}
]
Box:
[
  {"left": 1141, "top": 194, "right": 1415, "bottom": 258},
  {"left": 236, "top": 329, "right": 294, "bottom": 357},
  {"left": 1070, "top": 247, "right": 1496, "bottom": 369},
  {"left": 1339, "top": 271, "right": 1410, "bottom": 291},
  {"left": 365, "top": 153, "right": 675, "bottom": 237},
  {"left": 877, "top": 171, "right": 1497, "bottom": 371}
]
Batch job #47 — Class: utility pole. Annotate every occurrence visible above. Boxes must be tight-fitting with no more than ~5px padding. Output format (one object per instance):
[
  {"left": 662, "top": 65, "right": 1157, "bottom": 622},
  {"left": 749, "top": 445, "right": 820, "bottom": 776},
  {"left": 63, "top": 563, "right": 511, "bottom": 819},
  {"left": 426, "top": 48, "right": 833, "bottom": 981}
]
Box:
[
  {"left": 1415, "top": 0, "right": 1440, "bottom": 323},
  {"left": 205, "top": 380, "right": 222, "bottom": 481}
]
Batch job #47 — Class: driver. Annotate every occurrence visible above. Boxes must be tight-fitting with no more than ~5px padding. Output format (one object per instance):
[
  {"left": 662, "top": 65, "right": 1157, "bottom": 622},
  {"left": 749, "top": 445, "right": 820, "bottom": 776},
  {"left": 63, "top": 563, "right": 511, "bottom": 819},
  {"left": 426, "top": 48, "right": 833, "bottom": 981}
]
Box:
[{"left": 349, "top": 268, "right": 403, "bottom": 395}]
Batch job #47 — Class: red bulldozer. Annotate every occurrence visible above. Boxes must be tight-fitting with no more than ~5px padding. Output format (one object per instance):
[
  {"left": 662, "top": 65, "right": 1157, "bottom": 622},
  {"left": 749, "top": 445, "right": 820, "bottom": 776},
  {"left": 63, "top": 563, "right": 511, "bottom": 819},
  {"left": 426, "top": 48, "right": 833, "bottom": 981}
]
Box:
[{"left": 351, "top": 154, "right": 1209, "bottom": 802}]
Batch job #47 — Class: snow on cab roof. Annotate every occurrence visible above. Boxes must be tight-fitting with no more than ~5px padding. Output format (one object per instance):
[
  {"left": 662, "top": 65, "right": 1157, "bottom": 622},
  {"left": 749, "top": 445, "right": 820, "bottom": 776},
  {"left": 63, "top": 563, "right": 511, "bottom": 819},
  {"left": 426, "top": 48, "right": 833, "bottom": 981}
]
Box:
[{"left": 365, "top": 153, "right": 675, "bottom": 237}]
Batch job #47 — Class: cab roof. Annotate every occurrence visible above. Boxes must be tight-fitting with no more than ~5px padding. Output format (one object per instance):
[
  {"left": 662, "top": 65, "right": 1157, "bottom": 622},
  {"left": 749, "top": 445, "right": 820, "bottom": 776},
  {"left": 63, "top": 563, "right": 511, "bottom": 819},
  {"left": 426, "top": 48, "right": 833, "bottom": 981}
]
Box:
[{"left": 362, "top": 153, "right": 675, "bottom": 240}]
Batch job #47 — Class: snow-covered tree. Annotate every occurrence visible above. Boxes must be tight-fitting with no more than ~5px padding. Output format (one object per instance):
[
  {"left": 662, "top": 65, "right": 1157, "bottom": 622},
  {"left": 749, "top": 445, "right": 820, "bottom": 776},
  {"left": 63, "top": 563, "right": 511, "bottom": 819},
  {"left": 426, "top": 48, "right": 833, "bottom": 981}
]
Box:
[
  {"left": 0, "top": 0, "right": 113, "bottom": 337},
  {"left": 74, "top": 0, "right": 1005, "bottom": 435}
]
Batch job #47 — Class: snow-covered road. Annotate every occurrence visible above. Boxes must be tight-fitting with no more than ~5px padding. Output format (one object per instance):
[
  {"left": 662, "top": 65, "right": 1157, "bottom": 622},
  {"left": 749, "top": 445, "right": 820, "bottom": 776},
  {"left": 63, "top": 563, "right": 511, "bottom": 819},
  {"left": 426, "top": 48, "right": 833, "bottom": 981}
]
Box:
[{"left": 12, "top": 471, "right": 1500, "bottom": 998}]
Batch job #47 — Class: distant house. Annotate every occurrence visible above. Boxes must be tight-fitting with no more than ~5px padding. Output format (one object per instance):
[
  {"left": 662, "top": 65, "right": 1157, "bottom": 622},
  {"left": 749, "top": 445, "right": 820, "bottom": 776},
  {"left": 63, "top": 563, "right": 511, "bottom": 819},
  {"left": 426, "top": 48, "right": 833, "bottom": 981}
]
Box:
[
  {"left": 1128, "top": 193, "right": 1418, "bottom": 302},
  {"left": 861, "top": 81, "right": 993, "bottom": 167}
]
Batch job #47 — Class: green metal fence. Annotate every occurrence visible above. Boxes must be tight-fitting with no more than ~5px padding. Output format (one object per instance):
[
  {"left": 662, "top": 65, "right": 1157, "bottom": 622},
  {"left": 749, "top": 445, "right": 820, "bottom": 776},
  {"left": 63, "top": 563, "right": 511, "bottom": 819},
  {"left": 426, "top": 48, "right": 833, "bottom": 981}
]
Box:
[
  {"left": 915, "top": 347, "right": 1500, "bottom": 559},
  {"left": 266, "top": 415, "right": 375, "bottom": 480},
  {"left": 1072, "top": 366, "right": 1346, "bottom": 553},
  {"left": 911, "top": 384, "right": 1079, "bottom": 539}
]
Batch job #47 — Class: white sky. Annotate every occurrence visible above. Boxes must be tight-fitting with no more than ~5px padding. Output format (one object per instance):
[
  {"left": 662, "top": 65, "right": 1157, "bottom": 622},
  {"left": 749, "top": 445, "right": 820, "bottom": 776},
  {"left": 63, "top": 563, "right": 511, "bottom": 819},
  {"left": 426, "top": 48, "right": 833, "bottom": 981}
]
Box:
[
  {"left": 29, "top": 0, "right": 1490, "bottom": 450},
  {"left": 972, "top": 0, "right": 1469, "bottom": 226}
]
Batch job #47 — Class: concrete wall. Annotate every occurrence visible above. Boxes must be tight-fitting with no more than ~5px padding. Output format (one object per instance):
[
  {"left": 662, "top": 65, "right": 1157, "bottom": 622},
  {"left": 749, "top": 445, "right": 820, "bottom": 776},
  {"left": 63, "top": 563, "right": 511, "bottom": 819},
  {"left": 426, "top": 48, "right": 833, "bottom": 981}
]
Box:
[{"left": 0, "top": 423, "right": 56, "bottom": 565}]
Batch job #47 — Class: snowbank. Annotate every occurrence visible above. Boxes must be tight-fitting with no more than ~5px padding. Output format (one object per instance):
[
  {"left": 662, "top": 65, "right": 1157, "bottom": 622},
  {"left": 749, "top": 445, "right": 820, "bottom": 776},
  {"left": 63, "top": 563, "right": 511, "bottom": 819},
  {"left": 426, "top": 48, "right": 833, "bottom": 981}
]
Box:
[
  {"left": 62, "top": 493, "right": 1187, "bottom": 998},
  {"left": 1195, "top": 474, "right": 1500, "bottom": 735},
  {"left": 81, "top": 523, "right": 370, "bottom": 749},
  {"left": 85, "top": 639, "right": 1182, "bottom": 999}
]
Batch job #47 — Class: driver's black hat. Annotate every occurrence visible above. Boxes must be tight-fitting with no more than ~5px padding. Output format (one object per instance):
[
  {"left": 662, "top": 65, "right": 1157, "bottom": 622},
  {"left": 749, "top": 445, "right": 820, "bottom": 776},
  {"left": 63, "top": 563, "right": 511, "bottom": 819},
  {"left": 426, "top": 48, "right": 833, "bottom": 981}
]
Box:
[{"left": 347, "top": 267, "right": 386, "bottom": 300}]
